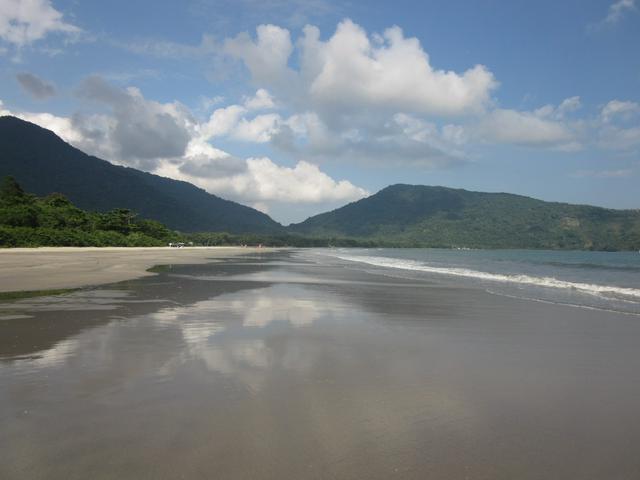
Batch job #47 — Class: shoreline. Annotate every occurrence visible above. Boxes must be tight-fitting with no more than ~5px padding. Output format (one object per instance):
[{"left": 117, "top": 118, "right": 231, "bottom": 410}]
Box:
[{"left": 0, "top": 246, "right": 274, "bottom": 293}]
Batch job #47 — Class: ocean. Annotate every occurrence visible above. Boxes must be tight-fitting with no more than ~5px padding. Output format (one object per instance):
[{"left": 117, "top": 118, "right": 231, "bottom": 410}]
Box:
[{"left": 314, "top": 248, "right": 640, "bottom": 315}]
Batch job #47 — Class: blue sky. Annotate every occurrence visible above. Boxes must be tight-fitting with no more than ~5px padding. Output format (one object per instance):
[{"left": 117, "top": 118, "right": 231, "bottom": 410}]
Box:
[{"left": 1, "top": 0, "right": 639, "bottom": 224}]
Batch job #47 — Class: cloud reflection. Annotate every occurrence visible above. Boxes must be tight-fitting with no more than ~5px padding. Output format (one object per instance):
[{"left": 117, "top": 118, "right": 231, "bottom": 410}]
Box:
[{"left": 146, "top": 284, "right": 339, "bottom": 389}]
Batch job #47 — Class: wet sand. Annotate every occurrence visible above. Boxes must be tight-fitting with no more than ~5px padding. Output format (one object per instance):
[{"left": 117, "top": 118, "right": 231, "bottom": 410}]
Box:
[
  {"left": 1, "top": 251, "right": 640, "bottom": 479},
  {"left": 0, "top": 246, "right": 263, "bottom": 292}
]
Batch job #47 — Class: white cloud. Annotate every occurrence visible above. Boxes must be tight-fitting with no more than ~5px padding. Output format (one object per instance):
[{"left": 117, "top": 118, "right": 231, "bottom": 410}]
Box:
[
  {"left": 224, "top": 24, "right": 294, "bottom": 89},
  {"left": 0, "top": 0, "right": 80, "bottom": 47},
  {"left": 478, "top": 109, "right": 573, "bottom": 146},
  {"left": 269, "top": 110, "right": 467, "bottom": 167},
  {"left": 244, "top": 88, "right": 275, "bottom": 110},
  {"left": 604, "top": 0, "right": 636, "bottom": 24},
  {"left": 159, "top": 154, "right": 368, "bottom": 205},
  {"left": 601, "top": 100, "right": 640, "bottom": 122},
  {"left": 596, "top": 100, "right": 640, "bottom": 151},
  {"left": 196, "top": 89, "right": 279, "bottom": 143},
  {"left": 232, "top": 113, "right": 281, "bottom": 143},
  {"left": 220, "top": 20, "right": 497, "bottom": 166},
  {"left": 199, "top": 104, "right": 246, "bottom": 139},
  {"left": 226, "top": 19, "right": 497, "bottom": 118},
  {"left": 239, "top": 157, "right": 368, "bottom": 203},
  {"left": 598, "top": 124, "right": 640, "bottom": 151},
  {"left": 301, "top": 21, "right": 497, "bottom": 116},
  {"left": 475, "top": 98, "right": 581, "bottom": 148},
  {"left": 556, "top": 96, "right": 582, "bottom": 117},
  {"left": 121, "top": 19, "right": 591, "bottom": 166}
]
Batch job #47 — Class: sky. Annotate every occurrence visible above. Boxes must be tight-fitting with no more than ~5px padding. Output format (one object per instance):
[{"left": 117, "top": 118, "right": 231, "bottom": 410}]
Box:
[{"left": 0, "top": 0, "right": 639, "bottom": 224}]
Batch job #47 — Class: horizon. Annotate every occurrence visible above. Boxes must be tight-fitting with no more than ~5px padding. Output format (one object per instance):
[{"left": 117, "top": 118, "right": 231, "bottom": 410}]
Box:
[{"left": 1, "top": 0, "right": 639, "bottom": 223}]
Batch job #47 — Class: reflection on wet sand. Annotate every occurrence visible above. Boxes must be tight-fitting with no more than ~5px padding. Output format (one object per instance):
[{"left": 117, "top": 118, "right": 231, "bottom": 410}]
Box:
[
  {"left": 0, "top": 257, "right": 276, "bottom": 361},
  {"left": 2, "top": 251, "right": 640, "bottom": 479}
]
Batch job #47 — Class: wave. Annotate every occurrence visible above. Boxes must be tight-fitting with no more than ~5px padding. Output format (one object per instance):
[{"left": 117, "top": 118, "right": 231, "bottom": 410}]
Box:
[{"left": 331, "top": 254, "right": 640, "bottom": 301}]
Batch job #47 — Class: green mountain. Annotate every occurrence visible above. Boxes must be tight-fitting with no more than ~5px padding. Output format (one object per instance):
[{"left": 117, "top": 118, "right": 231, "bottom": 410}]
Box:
[
  {"left": 0, "top": 116, "right": 282, "bottom": 233},
  {"left": 3, "top": 116, "right": 638, "bottom": 250},
  {"left": 289, "top": 184, "right": 640, "bottom": 250}
]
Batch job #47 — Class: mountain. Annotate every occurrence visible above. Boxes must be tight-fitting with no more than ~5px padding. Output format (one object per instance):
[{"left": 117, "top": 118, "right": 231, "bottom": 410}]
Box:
[
  {"left": 0, "top": 116, "right": 282, "bottom": 233},
  {"left": 289, "top": 184, "right": 640, "bottom": 250},
  {"left": 3, "top": 116, "right": 638, "bottom": 250}
]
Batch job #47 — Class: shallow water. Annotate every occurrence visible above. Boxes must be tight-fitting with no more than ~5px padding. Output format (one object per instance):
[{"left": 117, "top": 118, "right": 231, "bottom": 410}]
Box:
[
  {"left": 2, "top": 251, "right": 640, "bottom": 479},
  {"left": 322, "top": 248, "right": 640, "bottom": 314}
]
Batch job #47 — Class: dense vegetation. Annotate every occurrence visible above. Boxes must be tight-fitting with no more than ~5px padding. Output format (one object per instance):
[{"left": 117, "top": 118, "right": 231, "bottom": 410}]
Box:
[
  {"left": 0, "top": 116, "right": 281, "bottom": 233},
  {"left": 289, "top": 184, "right": 640, "bottom": 251},
  {"left": 0, "top": 177, "right": 181, "bottom": 247}
]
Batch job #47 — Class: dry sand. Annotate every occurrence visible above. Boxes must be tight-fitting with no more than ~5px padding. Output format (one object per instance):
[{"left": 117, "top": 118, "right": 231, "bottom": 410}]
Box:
[{"left": 0, "top": 246, "right": 263, "bottom": 293}]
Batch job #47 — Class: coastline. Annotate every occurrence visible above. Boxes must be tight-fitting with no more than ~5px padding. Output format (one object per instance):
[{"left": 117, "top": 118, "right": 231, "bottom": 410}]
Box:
[{"left": 0, "top": 246, "right": 271, "bottom": 293}]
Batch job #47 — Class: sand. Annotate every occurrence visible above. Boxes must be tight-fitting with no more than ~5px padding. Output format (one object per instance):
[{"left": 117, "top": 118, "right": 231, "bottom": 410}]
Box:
[
  {"left": 0, "top": 246, "right": 264, "bottom": 293},
  {"left": 2, "top": 250, "right": 640, "bottom": 479}
]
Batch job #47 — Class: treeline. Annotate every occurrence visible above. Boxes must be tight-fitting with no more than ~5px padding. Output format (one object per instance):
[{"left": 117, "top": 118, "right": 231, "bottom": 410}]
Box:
[
  {"left": 0, "top": 177, "right": 180, "bottom": 247},
  {"left": 183, "top": 231, "right": 379, "bottom": 248}
]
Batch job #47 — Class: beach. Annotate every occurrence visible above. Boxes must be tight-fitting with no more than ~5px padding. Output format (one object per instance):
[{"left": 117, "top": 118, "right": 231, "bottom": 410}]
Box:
[
  {"left": 0, "top": 246, "right": 263, "bottom": 293},
  {"left": 2, "top": 249, "right": 640, "bottom": 479}
]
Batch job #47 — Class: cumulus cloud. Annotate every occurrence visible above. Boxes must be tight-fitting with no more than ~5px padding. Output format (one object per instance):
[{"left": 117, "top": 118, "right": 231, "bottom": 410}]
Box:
[
  {"left": 124, "top": 19, "right": 587, "bottom": 166},
  {"left": 243, "top": 88, "right": 275, "bottom": 110},
  {"left": 233, "top": 113, "right": 281, "bottom": 142},
  {"left": 220, "top": 19, "right": 499, "bottom": 166},
  {"left": 465, "top": 97, "right": 583, "bottom": 150},
  {"left": 226, "top": 19, "right": 497, "bottom": 118},
  {"left": 224, "top": 24, "right": 295, "bottom": 89},
  {"left": 157, "top": 155, "right": 368, "bottom": 207},
  {"left": 76, "top": 76, "right": 193, "bottom": 168},
  {"left": 601, "top": 100, "right": 640, "bottom": 122},
  {"left": 0, "top": 0, "right": 80, "bottom": 47},
  {"left": 476, "top": 108, "right": 576, "bottom": 148},
  {"left": 302, "top": 21, "right": 496, "bottom": 117},
  {"left": 195, "top": 89, "right": 281, "bottom": 144},
  {"left": 16, "top": 72, "right": 56, "bottom": 99}
]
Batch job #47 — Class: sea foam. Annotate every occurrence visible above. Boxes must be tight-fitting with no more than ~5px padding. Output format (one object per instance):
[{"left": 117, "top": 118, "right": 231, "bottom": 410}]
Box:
[{"left": 332, "top": 253, "right": 640, "bottom": 301}]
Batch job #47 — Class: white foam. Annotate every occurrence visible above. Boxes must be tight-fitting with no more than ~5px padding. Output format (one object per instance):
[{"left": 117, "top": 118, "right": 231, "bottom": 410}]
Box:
[{"left": 331, "top": 254, "right": 640, "bottom": 301}]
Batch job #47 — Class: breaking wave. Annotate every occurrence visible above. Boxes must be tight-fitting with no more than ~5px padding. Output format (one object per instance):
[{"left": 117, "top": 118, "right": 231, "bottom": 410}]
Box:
[{"left": 332, "top": 254, "right": 640, "bottom": 301}]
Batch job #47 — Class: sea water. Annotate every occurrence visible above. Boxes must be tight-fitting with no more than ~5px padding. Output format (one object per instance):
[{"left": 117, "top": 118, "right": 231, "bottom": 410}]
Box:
[{"left": 316, "top": 248, "right": 640, "bottom": 315}]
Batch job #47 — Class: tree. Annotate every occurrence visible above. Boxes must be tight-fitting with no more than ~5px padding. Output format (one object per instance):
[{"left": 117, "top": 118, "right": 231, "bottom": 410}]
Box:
[
  {"left": 98, "top": 208, "right": 138, "bottom": 234},
  {"left": 0, "top": 176, "right": 31, "bottom": 205}
]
